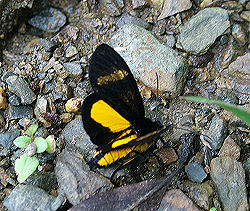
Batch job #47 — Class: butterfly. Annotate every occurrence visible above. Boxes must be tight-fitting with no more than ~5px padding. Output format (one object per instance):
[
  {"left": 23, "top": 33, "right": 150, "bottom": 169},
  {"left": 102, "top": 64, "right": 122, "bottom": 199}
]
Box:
[{"left": 81, "top": 44, "right": 169, "bottom": 168}]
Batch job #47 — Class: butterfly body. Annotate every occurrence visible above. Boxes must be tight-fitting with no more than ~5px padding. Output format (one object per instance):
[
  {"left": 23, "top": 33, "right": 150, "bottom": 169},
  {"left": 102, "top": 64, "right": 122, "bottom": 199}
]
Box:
[{"left": 81, "top": 44, "right": 168, "bottom": 168}]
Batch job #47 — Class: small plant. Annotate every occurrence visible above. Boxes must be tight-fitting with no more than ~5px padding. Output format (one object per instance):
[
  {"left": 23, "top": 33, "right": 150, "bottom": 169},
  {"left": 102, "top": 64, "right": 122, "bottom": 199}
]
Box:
[{"left": 14, "top": 123, "right": 56, "bottom": 183}]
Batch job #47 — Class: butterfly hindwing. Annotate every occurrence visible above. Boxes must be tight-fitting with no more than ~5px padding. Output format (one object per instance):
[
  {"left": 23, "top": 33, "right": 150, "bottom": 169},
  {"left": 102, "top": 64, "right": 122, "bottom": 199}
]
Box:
[
  {"left": 89, "top": 44, "right": 145, "bottom": 117},
  {"left": 82, "top": 93, "right": 132, "bottom": 146}
]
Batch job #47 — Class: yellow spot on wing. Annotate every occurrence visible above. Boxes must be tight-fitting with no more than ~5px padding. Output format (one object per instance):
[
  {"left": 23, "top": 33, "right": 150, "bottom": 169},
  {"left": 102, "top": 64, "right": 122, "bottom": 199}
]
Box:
[
  {"left": 97, "top": 69, "right": 129, "bottom": 85},
  {"left": 91, "top": 100, "right": 131, "bottom": 132}
]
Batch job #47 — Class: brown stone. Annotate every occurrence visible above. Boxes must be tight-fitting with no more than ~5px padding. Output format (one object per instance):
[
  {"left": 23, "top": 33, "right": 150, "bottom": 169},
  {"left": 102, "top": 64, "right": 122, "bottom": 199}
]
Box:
[
  {"left": 0, "top": 87, "right": 8, "bottom": 109},
  {"left": 156, "top": 147, "right": 178, "bottom": 165},
  {"left": 158, "top": 189, "right": 200, "bottom": 211},
  {"left": 218, "top": 136, "right": 241, "bottom": 160}
]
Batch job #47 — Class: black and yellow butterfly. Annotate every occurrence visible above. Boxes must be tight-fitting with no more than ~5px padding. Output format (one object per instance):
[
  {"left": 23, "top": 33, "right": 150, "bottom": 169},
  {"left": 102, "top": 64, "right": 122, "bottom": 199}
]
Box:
[{"left": 82, "top": 44, "right": 169, "bottom": 168}]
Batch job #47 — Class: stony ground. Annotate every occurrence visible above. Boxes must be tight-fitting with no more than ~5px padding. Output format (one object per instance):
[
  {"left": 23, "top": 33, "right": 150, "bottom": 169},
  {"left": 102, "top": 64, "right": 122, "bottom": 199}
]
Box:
[{"left": 0, "top": 0, "right": 249, "bottom": 210}]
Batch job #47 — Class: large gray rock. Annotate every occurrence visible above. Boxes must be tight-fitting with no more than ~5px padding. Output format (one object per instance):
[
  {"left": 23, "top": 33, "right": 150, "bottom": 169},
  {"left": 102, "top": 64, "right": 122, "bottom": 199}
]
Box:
[
  {"left": 3, "top": 184, "right": 65, "bottom": 211},
  {"left": 210, "top": 156, "right": 248, "bottom": 211},
  {"left": 109, "top": 24, "right": 188, "bottom": 96},
  {"left": 55, "top": 149, "right": 113, "bottom": 205},
  {"left": 28, "top": 8, "right": 66, "bottom": 33},
  {"left": 62, "top": 117, "right": 96, "bottom": 161},
  {"left": 176, "top": 7, "right": 230, "bottom": 55}
]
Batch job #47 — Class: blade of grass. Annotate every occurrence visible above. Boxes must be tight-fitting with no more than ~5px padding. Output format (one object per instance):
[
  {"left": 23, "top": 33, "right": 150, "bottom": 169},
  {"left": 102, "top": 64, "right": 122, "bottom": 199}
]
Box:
[{"left": 182, "top": 96, "right": 250, "bottom": 126}]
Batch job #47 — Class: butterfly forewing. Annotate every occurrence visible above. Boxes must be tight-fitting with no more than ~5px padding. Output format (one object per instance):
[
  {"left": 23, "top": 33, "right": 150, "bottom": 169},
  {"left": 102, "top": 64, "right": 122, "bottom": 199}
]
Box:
[{"left": 89, "top": 44, "right": 145, "bottom": 117}]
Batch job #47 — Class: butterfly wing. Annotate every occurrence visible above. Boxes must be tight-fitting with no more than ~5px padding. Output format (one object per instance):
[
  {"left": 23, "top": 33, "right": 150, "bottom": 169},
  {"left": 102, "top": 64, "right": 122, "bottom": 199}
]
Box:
[
  {"left": 82, "top": 93, "right": 132, "bottom": 146},
  {"left": 88, "top": 44, "right": 145, "bottom": 118},
  {"left": 82, "top": 92, "right": 164, "bottom": 168}
]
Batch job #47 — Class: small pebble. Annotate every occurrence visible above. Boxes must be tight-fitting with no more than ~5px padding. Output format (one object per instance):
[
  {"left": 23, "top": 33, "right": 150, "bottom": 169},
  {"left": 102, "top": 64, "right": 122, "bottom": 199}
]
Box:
[
  {"left": 185, "top": 161, "right": 207, "bottom": 183},
  {"left": 156, "top": 147, "right": 178, "bottom": 166},
  {"left": 232, "top": 24, "right": 247, "bottom": 45},
  {"left": 65, "top": 45, "right": 78, "bottom": 58},
  {"left": 240, "top": 11, "right": 250, "bottom": 23},
  {"left": 65, "top": 98, "right": 84, "bottom": 113},
  {"left": 0, "top": 87, "right": 8, "bottom": 109}
]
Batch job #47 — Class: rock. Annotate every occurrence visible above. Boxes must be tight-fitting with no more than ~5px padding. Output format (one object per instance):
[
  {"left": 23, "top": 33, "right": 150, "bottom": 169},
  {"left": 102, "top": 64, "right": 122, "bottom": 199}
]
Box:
[
  {"left": 0, "top": 87, "right": 8, "bottom": 109},
  {"left": 179, "top": 180, "right": 214, "bottom": 210},
  {"left": 63, "top": 62, "right": 82, "bottom": 77},
  {"left": 6, "top": 75, "right": 36, "bottom": 105},
  {"left": 206, "top": 115, "right": 228, "bottom": 150},
  {"left": 222, "top": 1, "right": 243, "bottom": 13},
  {"left": 132, "top": 0, "right": 149, "bottom": 9},
  {"left": 3, "top": 184, "right": 65, "bottom": 211},
  {"left": 24, "top": 171, "right": 58, "bottom": 192},
  {"left": 40, "top": 38, "right": 57, "bottom": 52},
  {"left": 217, "top": 53, "right": 250, "bottom": 104},
  {"left": 8, "top": 94, "right": 21, "bottom": 106},
  {"left": 66, "top": 25, "right": 79, "bottom": 41},
  {"left": 162, "top": 35, "right": 176, "bottom": 48},
  {"left": 8, "top": 105, "right": 33, "bottom": 120},
  {"left": 176, "top": 7, "right": 230, "bottom": 55},
  {"left": 185, "top": 161, "right": 207, "bottom": 183},
  {"left": 210, "top": 156, "right": 248, "bottom": 211},
  {"left": 158, "top": 0, "right": 192, "bottom": 20},
  {"left": 65, "top": 98, "right": 83, "bottom": 113},
  {"left": 216, "top": 89, "right": 238, "bottom": 104},
  {"left": 156, "top": 147, "right": 178, "bottom": 165},
  {"left": 0, "top": 130, "right": 20, "bottom": 156},
  {"left": 65, "top": 45, "right": 78, "bottom": 58},
  {"left": 218, "top": 136, "right": 241, "bottom": 160},
  {"left": 243, "top": 158, "right": 249, "bottom": 184},
  {"left": 55, "top": 149, "right": 113, "bottom": 205},
  {"left": 116, "top": 13, "right": 151, "bottom": 29},
  {"left": 109, "top": 24, "right": 188, "bottom": 96},
  {"left": 34, "top": 95, "right": 48, "bottom": 118},
  {"left": 232, "top": 24, "right": 247, "bottom": 45},
  {"left": 28, "top": 8, "right": 66, "bottom": 33},
  {"left": 158, "top": 189, "right": 200, "bottom": 211},
  {"left": 60, "top": 113, "right": 74, "bottom": 123},
  {"left": 52, "top": 82, "right": 72, "bottom": 101},
  {"left": 100, "top": 0, "right": 124, "bottom": 16},
  {"left": 240, "top": 11, "right": 250, "bottom": 23},
  {"left": 0, "top": 114, "right": 5, "bottom": 128},
  {"left": 246, "top": 1, "right": 250, "bottom": 10},
  {"left": 62, "top": 117, "right": 96, "bottom": 161}
]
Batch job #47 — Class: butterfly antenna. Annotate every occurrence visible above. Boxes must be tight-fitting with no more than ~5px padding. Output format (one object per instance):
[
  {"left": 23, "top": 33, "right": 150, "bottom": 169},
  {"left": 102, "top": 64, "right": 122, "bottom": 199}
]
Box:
[
  {"left": 155, "top": 72, "right": 159, "bottom": 122},
  {"left": 170, "top": 125, "right": 214, "bottom": 148}
]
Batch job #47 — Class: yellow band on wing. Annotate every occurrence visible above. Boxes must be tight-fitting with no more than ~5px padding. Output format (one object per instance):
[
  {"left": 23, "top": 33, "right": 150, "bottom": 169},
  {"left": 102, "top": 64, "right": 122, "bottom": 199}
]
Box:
[
  {"left": 91, "top": 100, "right": 131, "bottom": 132},
  {"left": 112, "top": 129, "right": 137, "bottom": 148}
]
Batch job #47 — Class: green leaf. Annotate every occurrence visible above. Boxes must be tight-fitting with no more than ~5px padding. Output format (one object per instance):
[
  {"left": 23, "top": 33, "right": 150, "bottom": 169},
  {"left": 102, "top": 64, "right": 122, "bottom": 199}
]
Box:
[
  {"left": 46, "top": 135, "right": 56, "bottom": 153},
  {"left": 182, "top": 96, "right": 250, "bottom": 126},
  {"left": 25, "top": 124, "right": 38, "bottom": 137},
  {"left": 210, "top": 208, "right": 217, "bottom": 211},
  {"left": 34, "top": 137, "right": 48, "bottom": 153},
  {"left": 14, "top": 136, "right": 32, "bottom": 149},
  {"left": 15, "top": 153, "right": 39, "bottom": 183}
]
